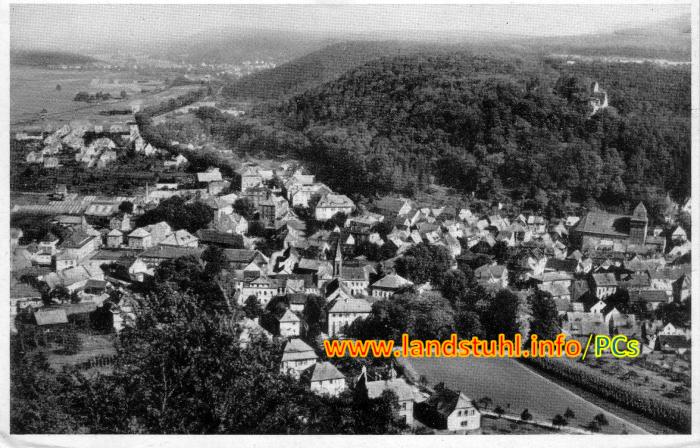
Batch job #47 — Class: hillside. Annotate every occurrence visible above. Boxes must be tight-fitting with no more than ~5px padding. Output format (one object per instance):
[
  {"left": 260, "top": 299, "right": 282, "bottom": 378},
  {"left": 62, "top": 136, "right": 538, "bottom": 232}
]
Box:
[
  {"left": 10, "top": 50, "right": 100, "bottom": 67},
  {"left": 163, "top": 30, "right": 331, "bottom": 65},
  {"left": 202, "top": 51, "right": 689, "bottom": 213},
  {"left": 221, "top": 41, "right": 439, "bottom": 100}
]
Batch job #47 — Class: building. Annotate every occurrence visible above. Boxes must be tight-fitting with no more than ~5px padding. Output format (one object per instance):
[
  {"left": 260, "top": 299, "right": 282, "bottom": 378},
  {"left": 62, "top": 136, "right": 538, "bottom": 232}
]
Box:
[
  {"left": 159, "top": 229, "right": 199, "bottom": 248},
  {"left": 241, "top": 167, "right": 263, "bottom": 191},
  {"left": 106, "top": 229, "right": 123, "bottom": 248},
  {"left": 315, "top": 194, "right": 355, "bottom": 221},
  {"left": 327, "top": 297, "right": 372, "bottom": 337},
  {"left": 474, "top": 264, "right": 509, "bottom": 289},
  {"left": 128, "top": 227, "right": 153, "bottom": 250},
  {"left": 280, "top": 338, "right": 318, "bottom": 378},
  {"left": 277, "top": 309, "right": 301, "bottom": 338},
  {"left": 357, "top": 366, "right": 422, "bottom": 426},
  {"left": 371, "top": 274, "right": 413, "bottom": 298},
  {"left": 60, "top": 230, "right": 100, "bottom": 260},
  {"left": 415, "top": 384, "right": 480, "bottom": 431},
  {"left": 590, "top": 273, "right": 618, "bottom": 300},
  {"left": 309, "top": 362, "right": 347, "bottom": 397},
  {"left": 572, "top": 202, "right": 650, "bottom": 250}
]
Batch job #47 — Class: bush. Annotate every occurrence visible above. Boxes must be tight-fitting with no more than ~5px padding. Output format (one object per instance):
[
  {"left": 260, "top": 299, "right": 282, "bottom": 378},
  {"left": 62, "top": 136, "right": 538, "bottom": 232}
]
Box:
[{"left": 61, "top": 329, "right": 82, "bottom": 355}]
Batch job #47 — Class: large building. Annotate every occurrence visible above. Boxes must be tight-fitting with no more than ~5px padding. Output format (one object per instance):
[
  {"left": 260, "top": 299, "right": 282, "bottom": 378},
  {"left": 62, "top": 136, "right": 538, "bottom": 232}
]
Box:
[{"left": 572, "top": 202, "right": 663, "bottom": 252}]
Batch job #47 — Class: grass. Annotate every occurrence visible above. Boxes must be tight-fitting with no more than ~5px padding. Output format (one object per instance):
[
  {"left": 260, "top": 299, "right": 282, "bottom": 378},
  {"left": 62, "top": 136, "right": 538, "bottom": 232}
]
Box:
[{"left": 407, "top": 356, "right": 645, "bottom": 434}]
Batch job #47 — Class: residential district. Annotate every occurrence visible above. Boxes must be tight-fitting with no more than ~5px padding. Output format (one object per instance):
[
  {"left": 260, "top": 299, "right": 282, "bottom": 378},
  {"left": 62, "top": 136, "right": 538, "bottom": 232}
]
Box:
[{"left": 10, "top": 121, "right": 692, "bottom": 434}]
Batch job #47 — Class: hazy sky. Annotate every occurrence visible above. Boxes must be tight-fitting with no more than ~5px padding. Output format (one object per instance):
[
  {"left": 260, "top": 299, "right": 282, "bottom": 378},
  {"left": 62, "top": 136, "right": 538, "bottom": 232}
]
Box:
[{"left": 11, "top": 3, "right": 690, "bottom": 51}]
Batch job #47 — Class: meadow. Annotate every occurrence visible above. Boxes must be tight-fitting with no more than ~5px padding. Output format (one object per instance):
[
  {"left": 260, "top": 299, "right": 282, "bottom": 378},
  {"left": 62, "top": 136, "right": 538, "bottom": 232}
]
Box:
[{"left": 408, "top": 356, "right": 647, "bottom": 434}]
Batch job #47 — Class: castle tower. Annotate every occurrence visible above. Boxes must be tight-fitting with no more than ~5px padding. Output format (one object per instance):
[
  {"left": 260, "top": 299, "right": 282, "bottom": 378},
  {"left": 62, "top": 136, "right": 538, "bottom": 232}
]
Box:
[{"left": 629, "top": 202, "right": 648, "bottom": 245}]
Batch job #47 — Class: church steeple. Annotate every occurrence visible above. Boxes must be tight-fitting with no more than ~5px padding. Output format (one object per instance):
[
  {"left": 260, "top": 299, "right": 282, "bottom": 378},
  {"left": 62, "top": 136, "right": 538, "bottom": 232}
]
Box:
[{"left": 333, "top": 239, "right": 343, "bottom": 277}]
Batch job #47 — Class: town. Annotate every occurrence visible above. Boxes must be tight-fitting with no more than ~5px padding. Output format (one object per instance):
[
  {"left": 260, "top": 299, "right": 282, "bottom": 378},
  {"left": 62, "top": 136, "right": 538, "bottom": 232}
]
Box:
[
  {"left": 10, "top": 114, "right": 691, "bottom": 434},
  {"left": 9, "top": 3, "right": 693, "bottom": 438}
]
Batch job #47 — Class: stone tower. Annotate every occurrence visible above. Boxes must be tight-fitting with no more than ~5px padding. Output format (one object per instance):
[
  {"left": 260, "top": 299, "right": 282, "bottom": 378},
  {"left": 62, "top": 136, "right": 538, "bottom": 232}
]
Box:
[{"left": 629, "top": 202, "right": 648, "bottom": 245}]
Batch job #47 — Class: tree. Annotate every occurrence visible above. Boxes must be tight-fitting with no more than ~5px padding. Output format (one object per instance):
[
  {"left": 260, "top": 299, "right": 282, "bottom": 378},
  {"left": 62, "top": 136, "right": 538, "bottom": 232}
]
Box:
[
  {"left": 243, "top": 296, "right": 263, "bottom": 319},
  {"left": 481, "top": 289, "right": 521, "bottom": 340},
  {"left": 477, "top": 396, "right": 492, "bottom": 410},
  {"left": 593, "top": 413, "right": 609, "bottom": 427},
  {"left": 395, "top": 243, "right": 452, "bottom": 286},
  {"left": 563, "top": 408, "right": 575, "bottom": 420},
  {"left": 120, "top": 90, "right": 128, "bottom": 99},
  {"left": 303, "top": 295, "right": 327, "bottom": 338},
  {"left": 49, "top": 286, "right": 71, "bottom": 304},
  {"left": 119, "top": 201, "right": 134, "bottom": 214},
  {"left": 552, "top": 414, "right": 567, "bottom": 427},
  {"left": 233, "top": 198, "right": 256, "bottom": 220},
  {"left": 520, "top": 409, "right": 532, "bottom": 421},
  {"left": 528, "top": 290, "right": 559, "bottom": 340},
  {"left": 494, "top": 406, "right": 505, "bottom": 418}
]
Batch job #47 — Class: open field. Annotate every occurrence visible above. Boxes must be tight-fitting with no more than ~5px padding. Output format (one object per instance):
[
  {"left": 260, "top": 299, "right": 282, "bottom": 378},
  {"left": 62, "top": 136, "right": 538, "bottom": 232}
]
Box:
[
  {"left": 407, "top": 356, "right": 647, "bottom": 434},
  {"left": 11, "top": 66, "right": 202, "bottom": 126}
]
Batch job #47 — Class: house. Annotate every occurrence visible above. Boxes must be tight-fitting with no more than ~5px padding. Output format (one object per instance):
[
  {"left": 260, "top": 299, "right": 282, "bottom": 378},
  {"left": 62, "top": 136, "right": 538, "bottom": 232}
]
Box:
[
  {"left": 110, "top": 214, "right": 133, "bottom": 233},
  {"left": 371, "top": 274, "right": 413, "bottom": 298},
  {"left": 373, "top": 197, "right": 413, "bottom": 217},
  {"left": 628, "top": 289, "right": 670, "bottom": 310},
  {"left": 60, "top": 230, "right": 100, "bottom": 260},
  {"left": 159, "top": 229, "right": 199, "bottom": 248},
  {"left": 671, "top": 226, "right": 687, "bottom": 242},
  {"left": 38, "top": 232, "right": 60, "bottom": 255},
  {"left": 223, "top": 249, "right": 268, "bottom": 270},
  {"left": 259, "top": 195, "right": 290, "bottom": 228},
  {"left": 474, "top": 264, "right": 508, "bottom": 289},
  {"left": 42, "top": 264, "right": 104, "bottom": 293},
  {"left": 309, "top": 362, "right": 347, "bottom": 397},
  {"left": 136, "top": 246, "right": 204, "bottom": 268},
  {"left": 241, "top": 167, "right": 263, "bottom": 191},
  {"left": 590, "top": 273, "right": 618, "bottom": 300},
  {"left": 315, "top": 194, "right": 355, "bottom": 221},
  {"left": 657, "top": 335, "right": 690, "bottom": 355},
  {"left": 280, "top": 338, "right": 318, "bottom": 378},
  {"left": 357, "top": 366, "right": 421, "bottom": 426},
  {"left": 128, "top": 258, "right": 153, "bottom": 282},
  {"left": 562, "top": 311, "right": 607, "bottom": 337},
  {"left": 238, "top": 276, "right": 285, "bottom": 306},
  {"left": 10, "top": 278, "right": 43, "bottom": 332},
  {"left": 106, "top": 229, "right": 123, "bottom": 248},
  {"left": 43, "top": 157, "right": 59, "bottom": 168},
  {"left": 277, "top": 309, "right": 301, "bottom": 338},
  {"left": 327, "top": 297, "right": 372, "bottom": 337},
  {"left": 196, "top": 229, "right": 243, "bottom": 248},
  {"left": 128, "top": 227, "right": 153, "bottom": 249},
  {"left": 144, "top": 222, "right": 173, "bottom": 245},
  {"left": 197, "top": 167, "right": 223, "bottom": 184},
  {"left": 415, "top": 384, "right": 480, "bottom": 431}
]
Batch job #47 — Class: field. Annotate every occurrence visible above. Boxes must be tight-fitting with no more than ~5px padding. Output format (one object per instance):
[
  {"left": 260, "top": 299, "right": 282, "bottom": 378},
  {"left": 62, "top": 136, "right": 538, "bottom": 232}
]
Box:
[
  {"left": 11, "top": 66, "right": 202, "bottom": 126},
  {"left": 407, "top": 356, "right": 647, "bottom": 434}
]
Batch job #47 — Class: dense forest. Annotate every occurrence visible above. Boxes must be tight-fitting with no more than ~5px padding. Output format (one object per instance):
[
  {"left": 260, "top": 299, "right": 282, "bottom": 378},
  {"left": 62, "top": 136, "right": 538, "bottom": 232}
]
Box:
[{"left": 178, "top": 51, "right": 689, "bottom": 213}]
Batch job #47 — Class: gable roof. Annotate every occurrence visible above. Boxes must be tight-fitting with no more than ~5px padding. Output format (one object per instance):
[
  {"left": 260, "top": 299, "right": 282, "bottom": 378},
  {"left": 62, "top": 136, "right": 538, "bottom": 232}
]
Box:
[
  {"left": 329, "top": 297, "right": 372, "bottom": 314},
  {"left": 310, "top": 361, "right": 345, "bottom": 382},
  {"left": 278, "top": 309, "right": 301, "bottom": 323},
  {"left": 371, "top": 273, "right": 413, "bottom": 290},
  {"left": 34, "top": 308, "right": 68, "bottom": 326},
  {"left": 424, "top": 387, "right": 475, "bottom": 417}
]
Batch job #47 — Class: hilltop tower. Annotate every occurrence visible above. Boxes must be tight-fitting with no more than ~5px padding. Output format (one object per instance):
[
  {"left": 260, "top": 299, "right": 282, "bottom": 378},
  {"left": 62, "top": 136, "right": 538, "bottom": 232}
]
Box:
[{"left": 629, "top": 202, "right": 648, "bottom": 245}]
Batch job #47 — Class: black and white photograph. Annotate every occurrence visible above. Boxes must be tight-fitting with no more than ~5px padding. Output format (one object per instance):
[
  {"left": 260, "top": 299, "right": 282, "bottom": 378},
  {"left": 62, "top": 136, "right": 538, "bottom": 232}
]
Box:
[{"left": 4, "top": 1, "right": 698, "bottom": 443}]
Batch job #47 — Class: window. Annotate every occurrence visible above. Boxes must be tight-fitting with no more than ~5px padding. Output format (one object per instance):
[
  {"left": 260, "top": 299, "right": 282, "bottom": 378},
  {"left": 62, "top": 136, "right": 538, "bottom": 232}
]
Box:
[
  {"left": 461, "top": 421, "right": 469, "bottom": 427},
  {"left": 401, "top": 402, "right": 406, "bottom": 410}
]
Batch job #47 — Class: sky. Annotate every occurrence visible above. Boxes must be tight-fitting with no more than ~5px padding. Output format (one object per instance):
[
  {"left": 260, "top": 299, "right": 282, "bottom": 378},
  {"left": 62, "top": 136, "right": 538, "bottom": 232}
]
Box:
[{"left": 10, "top": 3, "right": 691, "bottom": 52}]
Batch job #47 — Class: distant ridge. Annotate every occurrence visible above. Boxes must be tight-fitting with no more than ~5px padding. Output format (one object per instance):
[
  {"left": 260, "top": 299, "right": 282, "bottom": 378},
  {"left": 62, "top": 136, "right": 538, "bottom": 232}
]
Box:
[
  {"left": 11, "top": 50, "right": 100, "bottom": 67},
  {"left": 222, "top": 41, "right": 436, "bottom": 100}
]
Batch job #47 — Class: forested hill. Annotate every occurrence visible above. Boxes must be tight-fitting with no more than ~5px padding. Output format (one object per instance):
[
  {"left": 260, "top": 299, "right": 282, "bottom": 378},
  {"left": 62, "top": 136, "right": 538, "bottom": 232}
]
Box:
[
  {"left": 258, "top": 52, "right": 690, "bottom": 208},
  {"left": 221, "top": 41, "right": 436, "bottom": 100},
  {"left": 144, "top": 50, "right": 690, "bottom": 215},
  {"left": 10, "top": 50, "right": 99, "bottom": 67}
]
